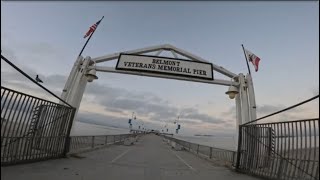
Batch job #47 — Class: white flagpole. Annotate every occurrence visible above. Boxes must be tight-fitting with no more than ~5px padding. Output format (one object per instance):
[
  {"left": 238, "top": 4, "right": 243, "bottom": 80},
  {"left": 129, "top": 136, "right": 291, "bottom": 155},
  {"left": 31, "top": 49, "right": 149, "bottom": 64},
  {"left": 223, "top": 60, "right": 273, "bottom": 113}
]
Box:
[{"left": 241, "top": 44, "right": 252, "bottom": 75}]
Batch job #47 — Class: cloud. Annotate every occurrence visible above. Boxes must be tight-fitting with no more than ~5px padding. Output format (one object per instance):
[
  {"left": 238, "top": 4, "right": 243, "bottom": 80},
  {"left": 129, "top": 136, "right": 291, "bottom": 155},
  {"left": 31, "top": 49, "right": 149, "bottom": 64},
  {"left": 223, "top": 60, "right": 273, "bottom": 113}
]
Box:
[
  {"left": 1, "top": 71, "right": 64, "bottom": 100},
  {"left": 86, "top": 82, "right": 228, "bottom": 125},
  {"left": 313, "top": 87, "right": 319, "bottom": 96},
  {"left": 1, "top": 51, "right": 66, "bottom": 93},
  {"left": 1, "top": 46, "right": 17, "bottom": 61},
  {"left": 221, "top": 102, "right": 307, "bottom": 123},
  {"left": 257, "top": 103, "right": 306, "bottom": 116},
  {"left": 221, "top": 106, "right": 236, "bottom": 118},
  {"left": 256, "top": 104, "right": 286, "bottom": 115},
  {"left": 2, "top": 49, "right": 232, "bottom": 134},
  {"left": 44, "top": 74, "right": 67, "bottom": 89},
  {"left": 85, "top": 85, "right": 176, "bottom": 119},
  {"left": 77, "top": 111, "right": 129, "bottom": 129},
  {"left": 2, "top": 34, "right": 73, "bottom": 77},
  {"left": 178, "top": 107, "right": 226, "bottom": 124},
  {"left": 20, "top": 42, "right": 64, "bottom": 58},
  {"left": 180, "top": 110, "right": 224, "bottom": 124}
]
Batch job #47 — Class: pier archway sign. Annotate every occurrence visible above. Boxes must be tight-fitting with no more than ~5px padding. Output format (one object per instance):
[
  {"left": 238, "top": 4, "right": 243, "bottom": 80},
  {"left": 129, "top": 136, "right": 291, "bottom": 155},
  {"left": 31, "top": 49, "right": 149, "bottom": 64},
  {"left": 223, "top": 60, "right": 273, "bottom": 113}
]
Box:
[{"left": 61, "top": 44, "right": 257, "bottom": 147}]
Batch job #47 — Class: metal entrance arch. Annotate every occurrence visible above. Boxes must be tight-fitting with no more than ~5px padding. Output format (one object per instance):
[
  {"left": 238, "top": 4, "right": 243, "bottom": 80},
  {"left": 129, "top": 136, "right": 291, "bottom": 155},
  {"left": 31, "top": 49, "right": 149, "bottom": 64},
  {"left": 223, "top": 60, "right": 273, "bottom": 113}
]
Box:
[{"left": 60, "top": 44, "right": 257, "bottom": 149}]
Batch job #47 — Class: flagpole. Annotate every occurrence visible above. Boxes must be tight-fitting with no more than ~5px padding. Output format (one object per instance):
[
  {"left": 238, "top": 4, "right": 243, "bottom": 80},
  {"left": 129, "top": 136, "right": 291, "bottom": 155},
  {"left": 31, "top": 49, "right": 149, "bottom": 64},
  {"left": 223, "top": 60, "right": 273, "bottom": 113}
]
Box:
[
  {"left": 241, "top": 44, "right": 257, "bottom": 123},
  {"left": 78, "top": 16, "right": 104, "bottom": 57},
  {"left": 241, "top": 44, "right": 251, "bottom": 75}
]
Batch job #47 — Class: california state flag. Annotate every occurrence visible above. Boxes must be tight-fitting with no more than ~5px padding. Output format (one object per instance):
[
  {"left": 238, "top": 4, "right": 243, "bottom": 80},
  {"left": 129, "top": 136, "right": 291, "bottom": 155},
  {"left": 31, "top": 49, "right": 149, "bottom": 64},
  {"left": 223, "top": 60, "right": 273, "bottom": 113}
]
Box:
[{"left": 244, "top": 48, "right": 261, "bottom": 72}]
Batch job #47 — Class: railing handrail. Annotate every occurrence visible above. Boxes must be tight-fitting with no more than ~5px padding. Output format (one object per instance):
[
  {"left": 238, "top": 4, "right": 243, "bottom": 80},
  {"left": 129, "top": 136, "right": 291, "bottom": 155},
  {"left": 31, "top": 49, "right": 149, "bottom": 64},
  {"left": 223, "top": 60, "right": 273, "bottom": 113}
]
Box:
[
  {"left": 241, "top": 117, "right": 319, "bottom": 126},
  {"left": 163, "top": 135, "right": 236, "bottom": 153},
  {"left": 237, "top": 118, "right": 319, "bottom": 179},
  {"left": 70, "top": 133, "right": 136, "bottom": 137},
  {"left": 1, "top": 86, "right": 73, "bottom": 109},
  {"left": 1, "top": 86, "right": 76, "bottom": 165}
]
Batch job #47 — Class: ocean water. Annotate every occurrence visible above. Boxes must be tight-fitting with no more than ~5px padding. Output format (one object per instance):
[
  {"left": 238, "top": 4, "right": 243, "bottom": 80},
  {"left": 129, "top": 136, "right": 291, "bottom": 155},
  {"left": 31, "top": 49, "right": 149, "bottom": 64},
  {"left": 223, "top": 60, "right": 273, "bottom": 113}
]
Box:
[
  {"left": 174, "top": 135, "right": 237, "bottom": 151},
  {"left": 70, "top": 121, "right": 130, "bottom": 136}
]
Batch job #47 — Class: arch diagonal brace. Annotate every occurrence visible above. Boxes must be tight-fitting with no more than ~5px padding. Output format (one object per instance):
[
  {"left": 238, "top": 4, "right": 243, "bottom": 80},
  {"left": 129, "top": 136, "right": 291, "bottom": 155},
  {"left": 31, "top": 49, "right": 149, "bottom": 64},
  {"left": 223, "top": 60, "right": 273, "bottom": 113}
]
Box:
[{"left": 91, "top": 44, "right": 238, "bottom": 78}]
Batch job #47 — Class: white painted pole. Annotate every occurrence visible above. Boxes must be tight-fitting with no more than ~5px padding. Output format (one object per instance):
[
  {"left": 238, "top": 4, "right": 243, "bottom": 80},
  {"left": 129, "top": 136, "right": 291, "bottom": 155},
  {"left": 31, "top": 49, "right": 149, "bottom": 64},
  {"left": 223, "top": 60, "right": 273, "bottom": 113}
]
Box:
[
  {"left": 238, "top": 73, "right": 250, "bottom": 124},
  {"left": 66, "top": 56, "right": 92, "bottom": 135},
  {"left": 246, "top": 73, "right": 257, "bottom": 123},
  {"left": 245, "top": 73, "right": 258, "bottom": 168},
  {"left": 61, "top": 56, "right": 84, "bottom": 101},
  {"left": 235, "top": 85, "right": 242, "bottom": 150},
  {"left": 238, "top": 73, "right": 251, "bottom": 166}
]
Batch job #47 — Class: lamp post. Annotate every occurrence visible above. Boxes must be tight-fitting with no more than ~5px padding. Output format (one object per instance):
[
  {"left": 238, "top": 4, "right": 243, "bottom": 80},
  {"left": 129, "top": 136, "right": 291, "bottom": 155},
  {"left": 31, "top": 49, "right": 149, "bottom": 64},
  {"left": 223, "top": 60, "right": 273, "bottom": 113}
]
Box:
[
  {"left": 64, "top": 57, "right": 99, "bottom": 135},
  {"left": 128, "top": 118, "right": 132, "bottom": 132},
  {"left": 225, "top": 74, "right": 256, "bottom": 151},
  {"left": 175, "top": 116, "right": 181, "bottom": 134},
  {"left": 225, "top": 76, "right": 240, "bottom": 151}
]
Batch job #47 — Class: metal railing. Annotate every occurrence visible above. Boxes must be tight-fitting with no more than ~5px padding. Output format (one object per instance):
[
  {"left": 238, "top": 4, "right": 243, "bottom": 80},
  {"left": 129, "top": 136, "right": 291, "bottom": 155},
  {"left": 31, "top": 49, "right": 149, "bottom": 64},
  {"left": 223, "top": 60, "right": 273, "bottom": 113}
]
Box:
[
  {"left": 236, "top": 118, "right": 319, "bottom": 180},
  {"left": 1, "top": 87, "right": 76, "bottom": 166},
  {"left": 163, "top": 135, "right": 237, "bottom": 166},
  {"left": 69, "top": 134, "right": 139, "bottom": 153}
]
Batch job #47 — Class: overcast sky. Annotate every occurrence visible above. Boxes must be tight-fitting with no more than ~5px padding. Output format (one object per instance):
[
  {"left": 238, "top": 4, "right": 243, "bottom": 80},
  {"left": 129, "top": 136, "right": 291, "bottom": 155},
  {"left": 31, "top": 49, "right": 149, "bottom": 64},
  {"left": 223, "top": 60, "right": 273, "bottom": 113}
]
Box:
[{"left": 1, "top": 1, "right": 319, "bottom": 136}]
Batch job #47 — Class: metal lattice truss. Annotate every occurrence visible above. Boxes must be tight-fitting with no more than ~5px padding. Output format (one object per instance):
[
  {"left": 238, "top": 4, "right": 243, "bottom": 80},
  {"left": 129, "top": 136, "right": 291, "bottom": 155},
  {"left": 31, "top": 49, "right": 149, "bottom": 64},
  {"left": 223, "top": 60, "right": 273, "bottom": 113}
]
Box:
[{"left": 90, "top": 44, "right": 239, "bottom": 86}]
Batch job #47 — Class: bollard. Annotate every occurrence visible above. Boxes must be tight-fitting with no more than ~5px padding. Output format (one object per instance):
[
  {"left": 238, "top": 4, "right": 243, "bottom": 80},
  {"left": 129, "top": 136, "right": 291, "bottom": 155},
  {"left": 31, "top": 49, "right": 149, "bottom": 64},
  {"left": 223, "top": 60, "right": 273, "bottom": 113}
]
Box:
[
  {"left": 63, "top": 137, "right": 71, "bottom": 156},
  {"left": 210, "top": 147, "right": 213, "bottom": 159},
  {"left": 197, "top": 144, "right": 199, "bottom": 154},
  {"left": 105, "top": 136, "right": 108, "bottom": 145},
  {"left": 277, "top": 158, "right": 284, "bottom": 179},
  {"left": 91, "top": 136, "right": 95, "bottom": 148}
]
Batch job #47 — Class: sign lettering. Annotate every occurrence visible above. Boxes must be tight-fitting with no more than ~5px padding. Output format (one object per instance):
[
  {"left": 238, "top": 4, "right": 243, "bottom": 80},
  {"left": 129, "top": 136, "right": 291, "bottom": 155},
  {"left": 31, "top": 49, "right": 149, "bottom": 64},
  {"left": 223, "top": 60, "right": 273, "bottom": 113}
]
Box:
[{"left": 116, "top": 54, "right": 214, "bottom": 80}]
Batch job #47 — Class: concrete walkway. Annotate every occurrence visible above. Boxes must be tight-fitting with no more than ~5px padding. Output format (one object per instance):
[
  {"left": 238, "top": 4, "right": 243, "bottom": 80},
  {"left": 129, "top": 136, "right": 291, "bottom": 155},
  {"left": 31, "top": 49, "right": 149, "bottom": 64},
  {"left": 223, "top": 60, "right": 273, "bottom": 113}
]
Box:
[{"left": 1, "top": 134, "right": 261, "bottom": 180}]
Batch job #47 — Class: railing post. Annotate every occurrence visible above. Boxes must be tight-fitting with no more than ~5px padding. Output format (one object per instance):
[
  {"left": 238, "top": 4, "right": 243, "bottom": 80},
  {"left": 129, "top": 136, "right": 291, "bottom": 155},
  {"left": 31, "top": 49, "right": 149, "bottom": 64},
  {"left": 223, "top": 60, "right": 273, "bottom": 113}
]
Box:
[
  {"left": 63, "top": 108, "right": 76, "bottom": 156},
  {"left": 210, "top": 147, "right": 213, "bottom": 159},
  {"left": 232, "top": 152, "right": 236, "bottom": 167},
  {"left": 197, "top": 144, "right": 199, "bottom": 154},
  {"left": 91, "top": 136, "right": 95, "bottom": 148},
  {"left": 105, "top": 136, "right": 108, "bottom": 145},
  {"left": 63, "top": 136, "right": 71, "bottom": 157},
  {"left": 277, "top": 158, "right": 284, "bottom": 179},
  {"left": 189, "top": 142, "right": 191, "bottom": 151},
  {"left": 236, "top": 125, "right": 243, "bottom": 170},
  {"left": 114, "top": 135, "right": 116, "bottom": 143}
]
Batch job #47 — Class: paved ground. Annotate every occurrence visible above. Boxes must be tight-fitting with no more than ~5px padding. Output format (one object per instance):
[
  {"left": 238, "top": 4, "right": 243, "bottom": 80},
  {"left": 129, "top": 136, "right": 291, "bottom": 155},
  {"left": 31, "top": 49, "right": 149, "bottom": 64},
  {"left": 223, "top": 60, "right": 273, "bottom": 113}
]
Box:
[{"left": 1, "top": 134, "right": 261, "bottom": 180}]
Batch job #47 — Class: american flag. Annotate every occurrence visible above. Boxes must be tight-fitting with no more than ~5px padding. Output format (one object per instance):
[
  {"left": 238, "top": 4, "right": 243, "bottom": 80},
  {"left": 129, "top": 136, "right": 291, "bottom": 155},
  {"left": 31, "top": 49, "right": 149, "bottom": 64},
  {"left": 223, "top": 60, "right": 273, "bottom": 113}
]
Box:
[{"left": 83, "top": 19, "right": 102, "bottom": 38}]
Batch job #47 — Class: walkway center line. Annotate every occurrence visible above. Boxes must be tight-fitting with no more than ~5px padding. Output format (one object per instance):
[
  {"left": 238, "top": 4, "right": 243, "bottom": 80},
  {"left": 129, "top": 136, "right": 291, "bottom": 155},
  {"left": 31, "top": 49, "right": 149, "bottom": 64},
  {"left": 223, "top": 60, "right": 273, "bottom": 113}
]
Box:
[
  {"left": 111, "top": 149, "right": 131, "bottom": 163},
  {"left": 171, "top": 150, "right": 196, "bottom": 172}
]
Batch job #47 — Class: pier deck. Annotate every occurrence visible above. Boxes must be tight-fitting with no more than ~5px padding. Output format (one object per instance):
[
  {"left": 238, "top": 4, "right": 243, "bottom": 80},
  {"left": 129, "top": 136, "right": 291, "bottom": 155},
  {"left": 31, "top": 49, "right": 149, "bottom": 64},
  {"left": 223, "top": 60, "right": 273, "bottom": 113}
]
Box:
[{"left": 1, "top": 134, "right": 261, "bottom": 180}]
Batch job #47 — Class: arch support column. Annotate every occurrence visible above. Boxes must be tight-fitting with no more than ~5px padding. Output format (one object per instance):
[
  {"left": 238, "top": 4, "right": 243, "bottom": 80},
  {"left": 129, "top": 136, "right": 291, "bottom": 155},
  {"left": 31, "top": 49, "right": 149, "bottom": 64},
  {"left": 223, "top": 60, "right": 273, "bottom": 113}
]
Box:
[
  {"left": 246, "top": 73, "right": 257, "bottom": 123},
  {"left": 62, "top": 56, "right": 92, "bottom": 135},
  {"left": 239, "top": 73, "right": 250, "bottom": 124}
]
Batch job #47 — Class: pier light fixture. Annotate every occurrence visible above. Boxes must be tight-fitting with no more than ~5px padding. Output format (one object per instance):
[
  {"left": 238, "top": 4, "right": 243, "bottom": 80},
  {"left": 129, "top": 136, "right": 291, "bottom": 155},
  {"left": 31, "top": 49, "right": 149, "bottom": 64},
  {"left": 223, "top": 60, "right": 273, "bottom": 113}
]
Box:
[
  {"left": 225, "top": 85, "right": 239, "bottom": 99},
  {"left": 86, "top": 61, "right": 98, "bottom": 82},
  {"left": 225, "top": 77, "right": 239, "bottom": 99},
  {"left": 85, "top": 69, "right": 98, "bottom": 82}
]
